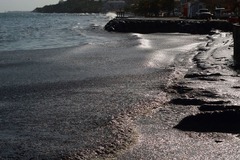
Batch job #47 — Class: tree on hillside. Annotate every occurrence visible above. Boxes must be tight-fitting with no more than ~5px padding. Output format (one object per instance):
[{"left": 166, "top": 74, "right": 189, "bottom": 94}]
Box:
[
  {"left": 160, "top": 0, "right": 174, "bottom": 15},
  {"left": 133, "top": 0, "right": 160, "bottom": 16},
  {"left": 34, "top": 0, "right": 103, "bottom": 13},
  {"left": 133, "top": 0, "right": 174, "bottom": 16}
]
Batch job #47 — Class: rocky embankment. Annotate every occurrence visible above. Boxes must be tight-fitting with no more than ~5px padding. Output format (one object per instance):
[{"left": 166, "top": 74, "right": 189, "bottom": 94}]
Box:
[{"left": 104, "top": 18, "right": 233, "bottom": 34}]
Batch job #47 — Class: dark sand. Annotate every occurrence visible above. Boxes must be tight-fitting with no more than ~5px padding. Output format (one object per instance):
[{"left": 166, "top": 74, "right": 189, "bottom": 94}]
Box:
[
  {"left": 1, "top": 32, "right": 238, "bottom": 159},
  {"left": 118, "top": 32, "right": 240, "bottom": 160}
]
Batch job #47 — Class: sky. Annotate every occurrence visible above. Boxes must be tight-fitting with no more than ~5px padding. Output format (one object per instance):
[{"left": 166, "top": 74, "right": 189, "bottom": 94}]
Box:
[{"left": 0, "top": 0, "right": 60, "bottom": 12}]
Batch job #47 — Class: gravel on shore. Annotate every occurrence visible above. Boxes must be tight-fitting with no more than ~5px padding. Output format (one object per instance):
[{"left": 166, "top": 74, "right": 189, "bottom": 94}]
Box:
[{"left": 117, "top": 32, "right": 240, "bottom": 160}]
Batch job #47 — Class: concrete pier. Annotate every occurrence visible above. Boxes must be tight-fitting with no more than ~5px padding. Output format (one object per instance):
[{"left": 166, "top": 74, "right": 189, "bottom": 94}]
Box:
[{"left": 105, "top": 18, "right": 233, "bottom": 34}]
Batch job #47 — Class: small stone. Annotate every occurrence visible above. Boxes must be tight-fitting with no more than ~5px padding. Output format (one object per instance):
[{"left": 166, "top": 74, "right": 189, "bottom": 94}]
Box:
[
  {"left": 99, "top": 146, "right": 105, "bottom": 150},
  {"left": 215, "top": 140, "right": 223, "bottom": 143}
]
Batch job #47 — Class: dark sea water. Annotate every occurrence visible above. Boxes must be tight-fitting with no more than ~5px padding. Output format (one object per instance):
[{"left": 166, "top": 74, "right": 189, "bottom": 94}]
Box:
[{"left": 0, "top": 12, "right": 208, "bottom": 159}]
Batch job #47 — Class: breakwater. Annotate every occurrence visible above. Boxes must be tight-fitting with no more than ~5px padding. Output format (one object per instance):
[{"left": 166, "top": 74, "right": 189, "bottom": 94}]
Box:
[{"left": 104, "top": 18, "right": 233, "bottom": 34}]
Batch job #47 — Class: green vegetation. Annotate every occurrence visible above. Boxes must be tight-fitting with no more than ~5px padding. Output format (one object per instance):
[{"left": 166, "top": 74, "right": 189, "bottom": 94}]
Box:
[
  {"left": 129, "top": 0, "right": 175, "bottom": 16},
  {"left": 33, "top": 0, "right": 103, "bottom": 13},
  {"left": 33, "top": 0, "right": 175, "bottom": 15}
]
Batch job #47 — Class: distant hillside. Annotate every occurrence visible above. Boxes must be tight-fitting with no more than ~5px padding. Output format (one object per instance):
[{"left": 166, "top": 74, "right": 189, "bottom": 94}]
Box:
[{"left": 33, "top": 0, "right": 103, "bottom": 13}]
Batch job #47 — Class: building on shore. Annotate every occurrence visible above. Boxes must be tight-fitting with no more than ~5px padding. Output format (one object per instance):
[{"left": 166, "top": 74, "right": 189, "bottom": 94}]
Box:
[
  {"left": 181, "top": 0, "right": 206, "bottom": 18},
  {"left": 181, "top": 0, "right": 240, "bottom": 18}
]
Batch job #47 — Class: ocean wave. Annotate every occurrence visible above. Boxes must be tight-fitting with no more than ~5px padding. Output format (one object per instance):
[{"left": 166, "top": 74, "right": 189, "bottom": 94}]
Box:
[
  {"left": 0, "top": 12, "right": 111, "bottom": 51},
  {"left": 105, "top": 12, "right": 117, "bottom": 20}
]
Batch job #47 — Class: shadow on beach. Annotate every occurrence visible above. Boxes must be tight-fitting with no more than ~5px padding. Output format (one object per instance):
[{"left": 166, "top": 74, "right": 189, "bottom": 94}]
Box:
[{"left": 174, "top": 110, "right": 240, "bottom": 134}]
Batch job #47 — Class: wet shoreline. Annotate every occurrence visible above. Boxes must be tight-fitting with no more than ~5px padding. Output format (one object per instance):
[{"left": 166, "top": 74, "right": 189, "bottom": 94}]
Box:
[
  {"left": 1, "top": 33, "right": 206, "bottom": 159},
  {"left": 118, "top": 32, "right": 240, "bottom": 159},
  {"left": 1, "top": 30, "right": 237, "bottom": 159}
]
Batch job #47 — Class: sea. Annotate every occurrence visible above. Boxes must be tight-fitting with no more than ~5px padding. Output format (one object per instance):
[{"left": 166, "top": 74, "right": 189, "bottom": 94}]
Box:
[
  {"left": 0, "top": 12, "right": 208, "bottom": 159},
  {"left": 0, "top": 12, "right": 117, "bottom": 51}
]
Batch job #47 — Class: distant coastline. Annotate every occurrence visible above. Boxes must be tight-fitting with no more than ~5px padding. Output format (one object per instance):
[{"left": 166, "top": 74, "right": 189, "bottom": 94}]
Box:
[{"left": 33, "top": 0, "right": 103, "bottom": 13}]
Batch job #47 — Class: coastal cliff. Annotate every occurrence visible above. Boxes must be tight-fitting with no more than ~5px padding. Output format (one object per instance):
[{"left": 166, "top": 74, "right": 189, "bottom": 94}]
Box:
[
  {"left": 33, "top": 0, "right": 102, "bottom": 13},
  {"left": 104, "top": 18, "right": 233, "bottom": 34}
]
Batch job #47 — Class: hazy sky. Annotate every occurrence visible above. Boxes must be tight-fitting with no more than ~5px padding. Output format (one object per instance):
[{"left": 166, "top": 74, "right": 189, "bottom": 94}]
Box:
[{"left": 0, "top": 0, "right": 59, "bottom": 12}]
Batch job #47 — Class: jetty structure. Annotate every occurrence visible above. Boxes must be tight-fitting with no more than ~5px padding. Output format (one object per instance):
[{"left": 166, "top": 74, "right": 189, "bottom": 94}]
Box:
[{"left": 104, "top": 18, "right": 233, "bottom": 34}]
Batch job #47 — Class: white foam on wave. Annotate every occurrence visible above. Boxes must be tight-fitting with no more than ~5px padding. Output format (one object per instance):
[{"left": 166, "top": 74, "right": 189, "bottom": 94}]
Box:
[
  {"left": 105, "top": 12, "right": 117, "bottom": 20},
  {"left": 173, "top": 42, "right": 202, "bottom": 52},
  {"left": 131, "top": 33, "right": 152, "bottom": 49},
  {"left": 146, "top": 42, "right": 202, "bottom": 68}
]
